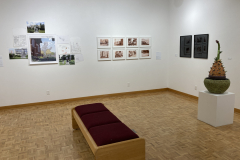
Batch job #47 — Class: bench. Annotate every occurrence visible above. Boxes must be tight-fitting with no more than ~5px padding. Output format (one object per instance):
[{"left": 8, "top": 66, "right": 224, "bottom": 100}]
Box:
[{"left": 71, "top": 103, "right": 145, "bottom": 160}]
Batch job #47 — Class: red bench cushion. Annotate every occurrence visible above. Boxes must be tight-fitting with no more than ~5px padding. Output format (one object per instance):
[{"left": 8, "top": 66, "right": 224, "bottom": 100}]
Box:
[
  {"left": 75, "top": 103, "right": 108, "bottom": 117},
  {"left": 89, "top": 122, "right": 139, "bottom": 146},
  {"left": 81, "top": 111, "right": 121, "bottom": 130}
]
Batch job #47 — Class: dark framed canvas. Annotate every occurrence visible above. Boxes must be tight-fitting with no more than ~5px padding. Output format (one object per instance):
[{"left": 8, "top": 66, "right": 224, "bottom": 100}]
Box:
[
  {"left": 194, "top": 34, "right": 209, "bottom": 59},
  {"left": 180, "top": 35, "right": 192, "bottom": 58}
]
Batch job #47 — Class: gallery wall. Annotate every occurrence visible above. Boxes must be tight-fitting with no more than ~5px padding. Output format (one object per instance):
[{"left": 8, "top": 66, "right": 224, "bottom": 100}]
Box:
[
  {"left": 0, "top": 0, "right": 170, "bottom": 107},
  {"left": 168, "top": 0, "right": 240, "bottom": 109}
]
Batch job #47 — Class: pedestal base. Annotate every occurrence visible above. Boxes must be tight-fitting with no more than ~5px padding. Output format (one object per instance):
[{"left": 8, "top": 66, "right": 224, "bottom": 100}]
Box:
[{"left": 198, "top": 91, "right": 235, "bottom": 127}]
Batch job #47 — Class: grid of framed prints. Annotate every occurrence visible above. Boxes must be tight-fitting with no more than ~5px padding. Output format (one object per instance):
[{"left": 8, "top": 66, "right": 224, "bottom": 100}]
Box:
[{"left": 97, "top": 36, "right": 152, "bottom": 61}]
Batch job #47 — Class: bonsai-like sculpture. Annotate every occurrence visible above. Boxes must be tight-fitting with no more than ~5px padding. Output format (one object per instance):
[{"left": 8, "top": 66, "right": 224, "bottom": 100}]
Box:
[{"left": 204, "top": 40, "right": 230, "bottom": 94}]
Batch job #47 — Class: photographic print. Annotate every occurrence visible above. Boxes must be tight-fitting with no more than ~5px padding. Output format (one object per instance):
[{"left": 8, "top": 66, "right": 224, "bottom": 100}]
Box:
[
  {"left": 126, "top": 37, "right": 138, "bottom": 47},
  {"left": 112, "top": 37, "right": 125, "bottom": 47},
  {"left": 180, "top": 35, "right": 192, "bottom": 58},
  {"left": 140, "top": 37, "right": 152, "bottom": 47},
  {"left": 194, "top": 34, "right": 209, "bottom": 59},
  {"left": 9, "top": 48, "right": 28, "bottom": 59},
  {"left": 26, "top": 21, "right": 45, "bottom": 33},
  {"left": 126, "top": 49, "right": 139, "bottom": 59},
  {"left": 59, "top": 55, "right": 75, "bottom": 65},
  {"left": 97, "top": 37, "right": 111, "bottom": 48},
  {"left": 112, "top": 49, "right": 126, "bottom": 60},
  {"left": 140, "top": 48, "right": 151, "bottom": 59},
  {"left": 28, "top": 34, "right": 58, "bottom": 64},
  {"left": 97, "top": 49, "right": 111, "bottom": 61}
]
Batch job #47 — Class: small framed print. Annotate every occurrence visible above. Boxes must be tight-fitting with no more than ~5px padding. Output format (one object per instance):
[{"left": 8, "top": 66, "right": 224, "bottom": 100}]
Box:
[
  {"left": 126, "top": 48, "right": 139, "bottom": 59},
  {"left": 126, "top": 37, "right": 138, "bottom": 47},
  {"left": 112, "top": 49, "right": 126, "bottom": 60},
  {"left": 140, "top": 37, "right": 151, "bottom": 47},
  {"left": 97, "top": 49, "right": 111, "bottom": 61},
  {"left": 140, "top": 48, "right": 151, "bottom": 59},
  {"left": 180, "top": 35, "right": 192, "bottom": 58},
  {"left": 97, "top": 37, "right": 111, "bottom": 48},
  {"left": 112, "top": 37, "right": 125, "bottom": 48},
  {"left": 194, "top": 34, "right": 209, "bottom": 59}
]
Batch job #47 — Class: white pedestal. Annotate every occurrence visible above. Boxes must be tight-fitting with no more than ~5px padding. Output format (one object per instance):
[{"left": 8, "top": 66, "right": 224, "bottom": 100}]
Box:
[{"left": 198, "top": 91, "right": 235, "bottom": 127}]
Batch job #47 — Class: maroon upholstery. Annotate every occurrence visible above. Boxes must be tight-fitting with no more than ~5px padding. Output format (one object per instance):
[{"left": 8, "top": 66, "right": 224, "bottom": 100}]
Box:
[
  {"left": 75, "top": 103, "right": 108, "bottom": 117},
  {"left": 89, "top": 122, "right": 139, "bottom": 146},
  {"left": 81, "top": 111, "right": 121, "bottom": 130}
]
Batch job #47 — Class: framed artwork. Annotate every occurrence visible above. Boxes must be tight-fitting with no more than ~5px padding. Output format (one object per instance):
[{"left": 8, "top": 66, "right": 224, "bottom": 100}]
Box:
[
  {"left": 112, "top": 37, "right": 125, "bottom": 48},
  {"left": 26, "top": 21, "right": 45, "bottom": 33},
  {"left": 140, "top": 37, "right": 151, "bottom": 47},
  {"left": 112, "top": 49, "right": 126, "bottom": 60},
  {"left": 97, "top": 37, "right": 111, "bottom": 48},
  {"left": 194, "top": 34, "right": 209, "bottom": 59},
  {"left": 140, "top": 48, "right": 151, "bottom": 59},
  {"left": 97, "top": 49, "right": 111, "bottom": 61},
  {"left": 28, "top": 34, "right": 58, "bottom": 64},
  {"left": 180, "top": 35, "right": 192, "bottom": 58},
  {"left": 126, "top": 37, "right": 138, "bottom": 47},
  {"left": 126, "top": 48, "right": 139, "bottom": 59}
]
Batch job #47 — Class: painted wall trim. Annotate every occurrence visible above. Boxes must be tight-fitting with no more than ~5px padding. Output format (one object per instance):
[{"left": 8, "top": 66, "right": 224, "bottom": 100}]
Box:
[{"left": 1, "top": 88, "right": 239, "bottom": 113}]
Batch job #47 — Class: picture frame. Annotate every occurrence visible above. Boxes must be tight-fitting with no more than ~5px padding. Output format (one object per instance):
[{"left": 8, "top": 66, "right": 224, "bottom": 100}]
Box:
[
  {"left": 140, "top": 37, "right": 152, "bottom": 47},
  {"left": 140, "top": 48, "right": 151, "bottom": 59},
  {"left": 126, "top": 37, "right": 139, "bottom": 47},
  {"left": 97, "top": 49, "right": 111, "bottom": 61},
  {"left": 97, "top": 37, "right": 111, "bottom": 48},
  {"left": 27, "top": 34, "right": 58, "bottom": 65},
  {"left": 180, "top": 35, "right": 192, "bottom": 58},
  {"left": 194, "top": 34, "right": 209, "bottom": 59},
  {"left": 126, "top": 48, "right": 139, "bottom": 59},
  {"left": 112, "top": 49, "right": 126, "bottom": 60},
  {"left": 112, "top": 37, "right": 125, "bottom": 48}
]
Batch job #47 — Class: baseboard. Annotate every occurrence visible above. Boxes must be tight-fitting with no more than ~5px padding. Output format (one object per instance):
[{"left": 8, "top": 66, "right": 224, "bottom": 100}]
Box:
[
  {"left": 1, "top": 88, "right": 239, "bottom": 114},
  {"left": 235, "top": 108, "right": 240, "bottom": 114},
  {"left": 0, "top": 88, "right": 168, "bottom": 110},
  {"left": 167, "top": 88, "right": 198, "bottom": 100}
]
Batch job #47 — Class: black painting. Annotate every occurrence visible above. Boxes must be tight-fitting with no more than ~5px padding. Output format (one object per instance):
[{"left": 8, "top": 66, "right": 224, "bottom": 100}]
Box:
[
  {"left": 194, "top": 34, "right": 209, "bottom": 59},
  {"left": 180, "top": 35, "right": 192, "bottom": 58}
]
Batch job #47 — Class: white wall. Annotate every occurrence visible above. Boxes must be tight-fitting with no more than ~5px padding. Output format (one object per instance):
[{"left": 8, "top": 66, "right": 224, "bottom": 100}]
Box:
[
  {"left": 168, "top": 0, "right": 240, "bottom": 109},
  {"left": 0, "top": 0, "right": 170, "bottom": 107}
]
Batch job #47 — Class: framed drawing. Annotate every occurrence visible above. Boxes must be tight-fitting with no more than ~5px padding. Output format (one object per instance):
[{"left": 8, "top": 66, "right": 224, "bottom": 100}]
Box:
[
  {"left": 126, "top": 37, "right": 139, "bottom": 47},
  {"left": 140, "top": 37, "right": 151, "bottom": 47},
  {"left": 97, "top": 49, "right": 111, "bottom": 61},
  {"left": 28, "top": 34, "right": 58, "bottom": 64},
  {"left": 112, "top": 49, "right": 126, "bottom": 60},
  {"left": 194, "top": 34, "right": 209, "bottom": 59},
  {"left": 140, "top": 48, "right": 151, "bottom": 59},
  {"left": 180, "top": 35, "right": 192, "bottom": 58},
  {"left": 126, "top": 48, "right": 139, "bottom": 59},
  {"left": 112, "top": 37, "right": 125, "bottom": 48},
  {"left": 97, "top": 37, "right": 111, "bottom": 48}
]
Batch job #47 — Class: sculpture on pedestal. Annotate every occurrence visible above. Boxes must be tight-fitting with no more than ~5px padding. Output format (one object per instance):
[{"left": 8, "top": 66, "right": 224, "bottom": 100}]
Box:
[{"left": 204, "top": 40, "right": 230, "bottom": 94}]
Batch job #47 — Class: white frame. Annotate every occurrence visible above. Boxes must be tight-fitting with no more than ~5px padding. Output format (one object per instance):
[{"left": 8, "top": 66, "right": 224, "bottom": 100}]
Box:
[
  {"left": 112, "top": 49, "right": 126, "bottom": 60},
  {"left": 26, "top": 21, "right": 45, "bottom": 34},
  {"left": 112, "top": 37, "right": 126, "bottom": 48},
  {"left": 140, "top": 48, "right": 152, "bottom": 59},
  {"left": 97, "top": 49, "right": 112, "bottom": 61},
  {"left": 97, "top": 37, "right": 111, "bottom": 48},
  {"left": 126, "top": 37, "right": 139, "bottom": 47},
  {"left": 126, "top": 48, "right": 139, "bottom": 59},
  {"left": 140, "top": 37, "right": 152, "bottom": 47},
  {"left": 28, "top": 34, "right": 58, "bottom": 65}
]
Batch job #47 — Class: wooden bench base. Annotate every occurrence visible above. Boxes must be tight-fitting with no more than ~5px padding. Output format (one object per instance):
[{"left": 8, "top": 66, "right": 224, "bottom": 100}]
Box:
[{"left": 72, "top": 108, "right": 145, "bottom": 160}]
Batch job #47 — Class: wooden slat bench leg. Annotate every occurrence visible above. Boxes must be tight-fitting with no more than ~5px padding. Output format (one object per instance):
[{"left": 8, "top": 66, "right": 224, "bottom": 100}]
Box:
[{"left": 72, "top": 108, "right": 80, "bottom": 130}]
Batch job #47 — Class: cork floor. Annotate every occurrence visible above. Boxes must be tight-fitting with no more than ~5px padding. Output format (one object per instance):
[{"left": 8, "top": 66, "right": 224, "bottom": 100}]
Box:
[{"left": 1, "top": 90, "right": 240, "bottom": 160}]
